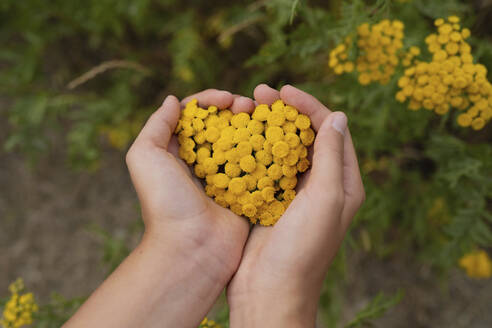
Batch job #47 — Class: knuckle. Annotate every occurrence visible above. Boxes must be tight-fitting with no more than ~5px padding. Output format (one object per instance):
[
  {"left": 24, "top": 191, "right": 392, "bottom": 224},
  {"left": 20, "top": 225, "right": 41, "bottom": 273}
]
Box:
[
  {"left": 125, "top": 148, "right": 135, "bottom": 167},
  {"left": 327, "top": 189, "right": 345, "bottom": 209},
  {"left": 359, "top": 187, "right": 366, "bottom": 207},
  {"left": 125, "top": 143, "right": 141, "bottom": 168}
]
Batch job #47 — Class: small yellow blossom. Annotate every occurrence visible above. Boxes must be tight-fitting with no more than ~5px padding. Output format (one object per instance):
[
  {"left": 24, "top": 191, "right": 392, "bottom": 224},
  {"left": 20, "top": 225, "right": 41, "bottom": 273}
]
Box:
[
  {"left": 459, "top": 249, "right": 492, "bottom": 279},
  {"left": 396, "top": 16, "right": 491, "bottom": 130},
  {"left": 329, "top": 20, "right": 405, "bottom": 85},
  {"left": 1, "top": 278, "right": 38, "bottom": 328},
  {"left": 200, "top": 317, "right": 222, "bottom": 328}
]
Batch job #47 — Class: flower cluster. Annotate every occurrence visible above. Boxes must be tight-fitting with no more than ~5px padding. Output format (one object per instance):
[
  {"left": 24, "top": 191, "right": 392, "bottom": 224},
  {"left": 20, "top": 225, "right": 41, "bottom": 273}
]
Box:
[
  {"left": 396, "top": 16, "right": 492, "bottom": 130},
  {"left": 175, "top": 99, "right": 314, "bottom": 226},
  {"left": 1, "top": 279, "right": 38, "bottom": 328},
  {"left": 459, "top": 249, "right": 492, "bottom": 279},
  {"left": 199, "top": 317, "right": 222, "bottom": 328},
  {"left": 329, "top": 20, "right": 405, "bottom": 85},
  {"left": 328, "top": 36, "right": 354, "bottom": 75}
]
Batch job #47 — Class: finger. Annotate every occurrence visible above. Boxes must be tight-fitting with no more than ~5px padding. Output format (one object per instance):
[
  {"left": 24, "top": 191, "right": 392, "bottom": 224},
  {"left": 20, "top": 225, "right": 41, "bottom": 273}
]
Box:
[
  {"left": 307, "top": 112, "right": 347, "bottom": 214},
  {"left": 181, "top": 89, "right": 233, "bottom": 109},
  {"left": 279, "top": 84, "right": 331, "bottom": 131},
  {"left": 253, "top": 84, "right": 280, "bottom": 105},
  {"left": 279, "top": 84, "right": 364, "bottom": 229},
  {"left": 133, "top": 95, "right": 181, "bottom": 150},
  {"left": 230, "top": 96, "right": 255, "bottom": 114},
  {"left": 340, "top": 132, "right": 365, "bottom": 231}
]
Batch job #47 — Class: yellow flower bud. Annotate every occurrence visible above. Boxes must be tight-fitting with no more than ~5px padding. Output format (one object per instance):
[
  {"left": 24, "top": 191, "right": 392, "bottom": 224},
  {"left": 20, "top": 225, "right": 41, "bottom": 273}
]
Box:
[
  {"left": 205, "top": 127, "right": 220, "bottom": 143},
  {"left": 250, "top": 134, "right": 265, "bottom": 151},
  {"left": 203, "top": 157, "right": 218, "bottom": 175},
  {"left": 242, "top": 204, "right": 257, "bottom": 218},
  {"left": 279, "top": 176, "right": 297, "bottom": 190},
  {"left": 229, "top": 177, "right": 246, "bottom": 194},
  {"left": 231, "top": 112, "right": 250, "bottom": 128},
  {"left": 261, "top": 187, "right": 276, "bottom": 202},
  {"left": 300, "top": 128, "right": 315, "bottom": 146},
  {"left": 267, "top": 163, "right": 283, "bottom": 180},
  {"left": 214, "top": 173, "right": 231, "bottom": 189},
  {"left": 247, "top": 119, "right": 264, "bottom": 135},
  {"left": 239, "top": 155, "right": 256, "bottom": 173},
  {"left": 267, "top": 111, "right": 286, "bottom": 126},
  {"left": 236, "top": 141, "right": 253, "bottom": 157},
  {"left": 256, "top": 150, "right": 273, "bottom": 166},
  {"left": 265, "top": 126, "right": 284, "bottom": 143},
  {"left": 284, "top": 106, "right": 299, "bottom": 121},
  {"left": 271, "top": 99, "right": 285, "bottom": 112},
  {"left": 282, "top": 165, "right": 298, "bottom": 178},
  {"left": 225, "top": 162, "right": 241, "bottom": 177},
  {"left": 282, "top": 121, "right": 297, "bottom": 134},
  {"left": 272, "top": 141, "right": 290, "bottom": 158},
  {"left": 252, "top": 104, "right": 270, "bottom": 121},
  {"left": 294, "top": 114, "right": 311, "bottom": 130},
  {"left": 257, "top": 176, "right": 274, "bottom": 190},
  {"left": 233, "top": 127, "right": 251, "bottom": 143}
]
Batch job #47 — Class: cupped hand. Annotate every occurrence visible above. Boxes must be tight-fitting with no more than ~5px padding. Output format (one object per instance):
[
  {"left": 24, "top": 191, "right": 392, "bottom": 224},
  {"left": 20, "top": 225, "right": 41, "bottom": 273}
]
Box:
[
  {"left": 126, "top": 90, "right": 254, "bottom": 283},
  {"left": 227, "top": 84, "right": 366, "bottom": 327}
]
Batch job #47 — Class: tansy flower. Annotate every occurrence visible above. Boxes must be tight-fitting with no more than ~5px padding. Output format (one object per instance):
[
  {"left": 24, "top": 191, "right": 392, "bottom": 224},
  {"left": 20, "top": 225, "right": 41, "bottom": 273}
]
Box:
[
  {"left": 396, "top": 16, "right": 491, "bottom": 130},
  {"left": 200, "top": 317, "right": 222, "bottom": 328},
  {"left": 459, "top": 249, "right": 492, "bottom": 279},
  {"left": 175, "top": 99, "right": 314, "bottom": 225},
  {"left": 329, "top": 20, "right": 405, "bottom": 85},
  {"left": 1, "top": 278, "right": 38, "bottom": 328}
]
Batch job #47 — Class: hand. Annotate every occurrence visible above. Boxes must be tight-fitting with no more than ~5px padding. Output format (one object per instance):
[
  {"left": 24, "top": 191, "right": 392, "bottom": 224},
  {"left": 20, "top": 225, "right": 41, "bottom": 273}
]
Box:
[
  {"left": 227, "top": 84, "right": 365, "bottom": 327},
  {"left": 126, "top": 90, "right": 253, "bottom": 281},
  {"left": 65, "top": 90, "right": 256, "bottom": 328}
]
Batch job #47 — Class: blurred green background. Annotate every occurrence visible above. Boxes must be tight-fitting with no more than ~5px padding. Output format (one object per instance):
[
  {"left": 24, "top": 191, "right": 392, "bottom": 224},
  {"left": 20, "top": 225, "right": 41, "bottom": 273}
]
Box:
[{"left": 1, "top": 0, "right": 491, "bottom": 327}]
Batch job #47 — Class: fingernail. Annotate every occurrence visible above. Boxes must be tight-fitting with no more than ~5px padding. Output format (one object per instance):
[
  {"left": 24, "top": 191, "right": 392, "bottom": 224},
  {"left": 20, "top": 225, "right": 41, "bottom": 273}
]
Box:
[{"left": 331, "top": 112, "right": 347, "bottom": 136}]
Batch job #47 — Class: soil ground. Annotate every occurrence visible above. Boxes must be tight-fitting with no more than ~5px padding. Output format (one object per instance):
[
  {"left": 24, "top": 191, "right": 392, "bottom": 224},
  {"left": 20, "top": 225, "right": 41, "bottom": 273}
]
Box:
[{"left": 1, "top": 149, "right": 491, "bottom": 327}]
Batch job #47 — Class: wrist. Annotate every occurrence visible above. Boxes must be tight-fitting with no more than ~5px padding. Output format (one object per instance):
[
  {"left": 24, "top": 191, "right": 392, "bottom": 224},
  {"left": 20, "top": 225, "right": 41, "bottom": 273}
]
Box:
[
  {"left": 140, "top": 221, "right": 241, "bottom": 285},
  {"left": 228, "top": 279, "right": 319, "bottom": 328}
]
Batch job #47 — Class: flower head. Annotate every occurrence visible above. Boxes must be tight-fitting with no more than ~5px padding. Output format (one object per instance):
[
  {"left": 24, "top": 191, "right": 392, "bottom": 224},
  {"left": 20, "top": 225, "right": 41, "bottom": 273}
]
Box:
[{"left": 175, "top": 99, "right": 314, "bottom": 225}]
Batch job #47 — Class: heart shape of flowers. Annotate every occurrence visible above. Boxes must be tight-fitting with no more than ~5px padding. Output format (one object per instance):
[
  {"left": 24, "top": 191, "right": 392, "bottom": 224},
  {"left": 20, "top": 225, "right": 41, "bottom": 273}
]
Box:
[{"left": 175, "top": 98, "right": 315, "bottom": 226}]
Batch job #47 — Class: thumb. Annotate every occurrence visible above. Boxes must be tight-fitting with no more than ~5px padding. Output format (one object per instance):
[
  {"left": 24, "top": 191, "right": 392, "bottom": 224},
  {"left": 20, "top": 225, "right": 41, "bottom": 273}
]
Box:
[
  {"left": 308, "top": 111, "right": 347, "bottom": 205},
  {"left": 135, "top": 95, "right": 181, "bottom": 149}
]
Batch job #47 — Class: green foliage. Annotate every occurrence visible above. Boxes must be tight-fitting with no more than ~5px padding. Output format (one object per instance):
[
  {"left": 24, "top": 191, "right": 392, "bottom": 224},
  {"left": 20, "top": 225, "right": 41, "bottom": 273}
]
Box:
[
  {"left": 34, "top": 294, "right": 85, "bottom": 328},
  {"left": 87, "top": 224, "right": 133, "bottom": 274},
  {"left": 345, "top": 290, "right": 404, "bottom": 328},
  {"left": 1, "top": 0, "right": 491, "bottom": 327}
]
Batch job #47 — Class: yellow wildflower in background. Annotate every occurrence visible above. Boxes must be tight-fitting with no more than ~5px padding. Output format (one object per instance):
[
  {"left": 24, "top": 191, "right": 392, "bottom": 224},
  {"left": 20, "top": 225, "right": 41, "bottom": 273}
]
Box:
[
  {"left": 199, "top": 317, "right": 222, "bottom": 328},
  {"left": 329, "top": 19, "right": 405, "bottom": 85},
  {"left": 100, "top": 114, "right": 146, "bottom": 150},
  {"left": 459, "top": 249, "right": 492, "bottom": 279},
  {"left": 175, "top": 99, "right": 314, "bottom": 226},
  {"left": 396, "top": 16, "right": 492, "bottom": 130},
  {"left": 1, "top": 278, "right": 38, "bottom": 328}
]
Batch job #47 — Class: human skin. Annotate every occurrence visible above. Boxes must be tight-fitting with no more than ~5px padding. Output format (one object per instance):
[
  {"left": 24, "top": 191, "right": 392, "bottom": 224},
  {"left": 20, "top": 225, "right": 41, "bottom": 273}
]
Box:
[
  {"left": 227, "top": 84, "right": 365, "bottom": 327},
  {"left": 63, "top": 85, "right": 364, "bottom": 328},
  {"left": 63, "top": 90, "right": 253, "bottom": 328}
]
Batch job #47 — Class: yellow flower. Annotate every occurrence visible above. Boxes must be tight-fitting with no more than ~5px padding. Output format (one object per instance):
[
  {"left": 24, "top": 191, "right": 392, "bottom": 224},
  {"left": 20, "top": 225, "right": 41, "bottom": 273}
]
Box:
[
  {"left": 459, "top": 250, "right": 492, "bottom": 279},
  {"left": 396, "top": 16, "right": 491, "bottom": 129},
  {"left": 294, "top": 114, "right": 311, "bottom": 130},
  {"left": 239, "top": 155, "right": 256, "bottom": 173},
  {"left": 176, "top": 99, "right": 313, "bottom": 225},
  {"left": 200, "top": 317, "right": 222, "bottom": 328},
  {"left": 265, "top": 126, "right": 284, "bottom": 143},
  {"left": 331, "top": 20, "right": 405, "bottom": 85},
  {"left": 272, "top": 141, "right": 290, "bottom": 158},
  {"left": 1, "top": 279, "right": 38, "bottom": 328},
  {"left": 230, "top": 112, "right": 250, "bottom": 128}
]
